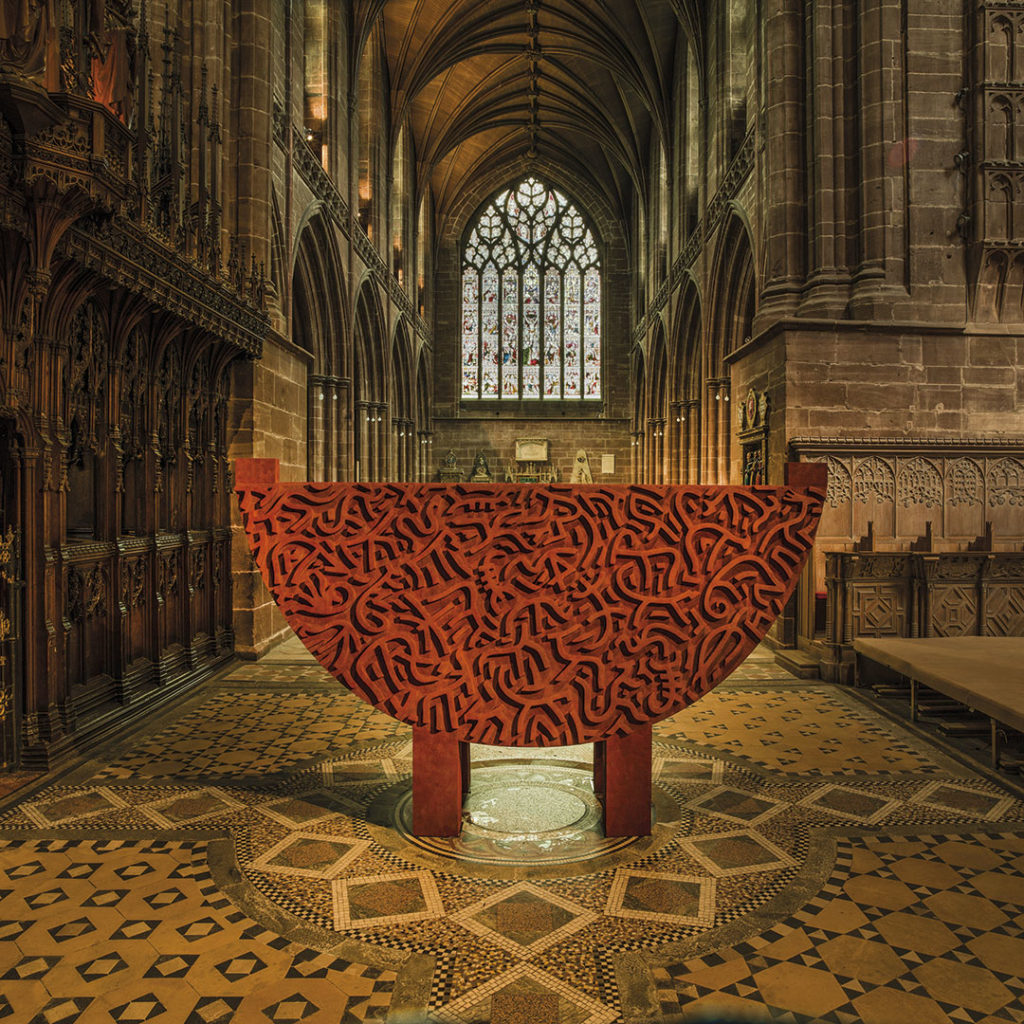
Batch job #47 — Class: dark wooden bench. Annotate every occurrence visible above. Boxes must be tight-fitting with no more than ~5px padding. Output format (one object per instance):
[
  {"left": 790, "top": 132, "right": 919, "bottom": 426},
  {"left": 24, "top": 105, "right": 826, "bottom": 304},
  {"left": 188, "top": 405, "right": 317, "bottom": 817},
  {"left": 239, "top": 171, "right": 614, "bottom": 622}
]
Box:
[{"left": 854, "top": 637, "right": 1024, "bottom": 769}]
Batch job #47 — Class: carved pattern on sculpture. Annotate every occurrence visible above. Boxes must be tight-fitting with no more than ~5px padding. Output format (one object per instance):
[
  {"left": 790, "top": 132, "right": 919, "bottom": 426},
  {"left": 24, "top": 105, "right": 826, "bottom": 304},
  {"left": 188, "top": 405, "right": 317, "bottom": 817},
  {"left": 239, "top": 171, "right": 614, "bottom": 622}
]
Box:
[
  {"left": 237, "top": 481, "right": 824, "bottom": 746},
  {"left": 853, "top": 457, "right": 895, "bottom": 504},
  {"left": 898, "top": 457, "right": 943, "bottom": 508}
]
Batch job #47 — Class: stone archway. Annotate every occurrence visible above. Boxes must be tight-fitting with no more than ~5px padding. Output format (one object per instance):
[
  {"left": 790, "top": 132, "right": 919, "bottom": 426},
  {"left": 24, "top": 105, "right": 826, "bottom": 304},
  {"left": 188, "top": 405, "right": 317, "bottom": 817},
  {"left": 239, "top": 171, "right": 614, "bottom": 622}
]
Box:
[
  {"left": 706, "top": 211, "right": 756, "bottom": 483},
  {"left": 353, "top": 281, "right": 388, "bottom": 482},
  {"left": 670, "top": 277, "right": 702, "bottom": 484}
]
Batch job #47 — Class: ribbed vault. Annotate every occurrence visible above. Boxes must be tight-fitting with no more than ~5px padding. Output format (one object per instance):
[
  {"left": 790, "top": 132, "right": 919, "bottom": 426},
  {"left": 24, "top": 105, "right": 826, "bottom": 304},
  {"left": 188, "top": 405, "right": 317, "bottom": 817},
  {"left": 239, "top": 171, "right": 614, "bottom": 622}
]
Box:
[{"left": 354, "top": 0, "right": 700, "bottom": 231}]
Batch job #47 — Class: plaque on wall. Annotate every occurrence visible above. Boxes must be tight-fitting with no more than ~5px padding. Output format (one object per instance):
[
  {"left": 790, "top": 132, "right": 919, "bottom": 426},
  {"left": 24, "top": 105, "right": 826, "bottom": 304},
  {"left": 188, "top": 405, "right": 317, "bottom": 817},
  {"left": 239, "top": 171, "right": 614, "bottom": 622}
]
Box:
[
  {"left": 739, "top": 388, "right": 770, "bottom": 485},
  {"left": 515, "top": 438, "right": 549, "bottom": 462}
]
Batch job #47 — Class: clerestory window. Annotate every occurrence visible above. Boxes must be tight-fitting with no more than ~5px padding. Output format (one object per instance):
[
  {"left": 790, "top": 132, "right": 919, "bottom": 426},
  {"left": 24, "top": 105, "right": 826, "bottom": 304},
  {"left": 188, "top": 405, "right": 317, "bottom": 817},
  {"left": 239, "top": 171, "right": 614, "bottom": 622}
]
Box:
[{"left": 461, "top": 178, "right": 601, "bottom": 401}]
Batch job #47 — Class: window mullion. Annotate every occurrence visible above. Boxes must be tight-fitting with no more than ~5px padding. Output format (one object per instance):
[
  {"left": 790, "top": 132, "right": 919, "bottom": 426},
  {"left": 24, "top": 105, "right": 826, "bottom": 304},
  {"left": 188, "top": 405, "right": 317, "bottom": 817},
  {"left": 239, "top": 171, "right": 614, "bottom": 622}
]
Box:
[
  {"left": 561, "top": 268, "right": 569, "bottom": 399},
  {"left": 517, "top": 264, "right": 522, "bottom": 400},
  {"left": 579, "top": 265, "right": 585, "bottom": 394},
  {"left": 497, "top": 264, "right": 503, "bottom": 399},
  {"left": 476, "top": 265, "right": 483, "bottom": 400},
  {"left": 539, "top": 261, "right": 545, "bottom": 400}
]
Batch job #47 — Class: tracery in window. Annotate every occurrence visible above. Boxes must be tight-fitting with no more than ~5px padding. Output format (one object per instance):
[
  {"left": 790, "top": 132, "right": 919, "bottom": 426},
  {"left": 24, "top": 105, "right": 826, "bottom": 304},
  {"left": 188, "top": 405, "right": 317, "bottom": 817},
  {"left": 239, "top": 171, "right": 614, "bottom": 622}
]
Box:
[{"left": 462, "top": 178, "right": 601, "bottom": 400}]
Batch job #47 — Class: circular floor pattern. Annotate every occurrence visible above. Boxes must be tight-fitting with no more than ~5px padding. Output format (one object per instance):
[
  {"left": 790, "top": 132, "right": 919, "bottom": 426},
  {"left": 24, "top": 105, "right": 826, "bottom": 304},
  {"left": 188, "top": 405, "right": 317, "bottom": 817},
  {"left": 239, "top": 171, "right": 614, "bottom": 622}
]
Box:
[
  {"left": 384, "top": 762, "right": 656, "bottom": 869},
  {"left": 464, "top": 773, "right": 590, "bottom": 833}
]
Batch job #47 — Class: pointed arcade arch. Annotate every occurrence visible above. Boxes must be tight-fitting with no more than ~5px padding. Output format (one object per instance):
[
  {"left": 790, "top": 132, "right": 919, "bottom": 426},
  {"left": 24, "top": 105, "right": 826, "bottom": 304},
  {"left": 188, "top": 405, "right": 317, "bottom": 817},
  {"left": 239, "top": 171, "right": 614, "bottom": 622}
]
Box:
[
  {"left": 706, "top": 210, "right": 756, "bottom": 483},
  {"left": 292, "top": 210, "right": 348, "bottom": 481},
  {"left": 353, "top": 280, "right": 388, "bottom": 481},
  {"left": 669, "top": 277, "right": 702, "bottom": 484}
]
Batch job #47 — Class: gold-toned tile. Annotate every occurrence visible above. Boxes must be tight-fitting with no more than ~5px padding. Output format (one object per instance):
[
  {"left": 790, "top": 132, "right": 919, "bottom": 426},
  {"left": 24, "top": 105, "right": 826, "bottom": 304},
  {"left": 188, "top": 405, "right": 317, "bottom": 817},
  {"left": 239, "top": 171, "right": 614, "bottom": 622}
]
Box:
[
  {"left": 912, "top": 959, "right": 1013, "bottom": 1015},
  {"left": 923, "top": 891, "right": 1009, "bottom": 930},
  {"left": 853, "top": 987, "right": 954, "bottom": 1024},
  {"left": 817, "top": 935, "right": 906, "bottom": 986},
  {"left": 751, "top": 962, "right": 848, "bottom": 1019},
  {"left": 842, "top": 874, "right": 917, "bottom": 911},
  {"left": 874, "top": 912, "right": 960, "bottom": 957},
  {"left": 801, "top": 898, "right": 870, "bottom": 935},
  {"left": 967, "top": 932, "right": 1024, "bottom": 976}
]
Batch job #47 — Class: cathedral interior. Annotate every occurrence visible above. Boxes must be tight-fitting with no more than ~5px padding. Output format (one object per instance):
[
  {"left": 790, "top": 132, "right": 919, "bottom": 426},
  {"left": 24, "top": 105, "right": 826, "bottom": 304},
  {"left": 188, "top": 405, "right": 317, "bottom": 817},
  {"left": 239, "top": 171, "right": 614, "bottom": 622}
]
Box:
[{"left": 1, "top": 0, "right": 1024, "bottom": 1022}]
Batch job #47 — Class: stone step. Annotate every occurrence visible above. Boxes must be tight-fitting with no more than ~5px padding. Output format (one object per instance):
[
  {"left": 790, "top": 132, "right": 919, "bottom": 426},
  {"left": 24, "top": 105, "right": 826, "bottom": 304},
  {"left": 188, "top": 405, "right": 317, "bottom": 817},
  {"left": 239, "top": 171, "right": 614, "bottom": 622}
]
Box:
[{"left": 773, "top": 648, "right": 821, "bottom": 680}]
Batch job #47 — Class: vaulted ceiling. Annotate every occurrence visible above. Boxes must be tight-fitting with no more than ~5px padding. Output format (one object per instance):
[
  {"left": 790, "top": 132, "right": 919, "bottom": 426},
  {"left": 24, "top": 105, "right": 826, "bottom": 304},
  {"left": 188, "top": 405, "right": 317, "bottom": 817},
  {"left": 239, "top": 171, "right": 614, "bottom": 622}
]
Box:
[{"left": 353, "top": 0, "right": 702, "bottom": 233}]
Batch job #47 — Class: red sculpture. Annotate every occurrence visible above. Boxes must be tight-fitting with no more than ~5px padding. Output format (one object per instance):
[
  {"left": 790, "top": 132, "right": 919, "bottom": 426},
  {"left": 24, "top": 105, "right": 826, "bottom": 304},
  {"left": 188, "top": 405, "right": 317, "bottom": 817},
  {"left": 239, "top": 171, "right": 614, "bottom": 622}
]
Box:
[{"left": 236, "top": 461, "right": 826, "bottom": 837}]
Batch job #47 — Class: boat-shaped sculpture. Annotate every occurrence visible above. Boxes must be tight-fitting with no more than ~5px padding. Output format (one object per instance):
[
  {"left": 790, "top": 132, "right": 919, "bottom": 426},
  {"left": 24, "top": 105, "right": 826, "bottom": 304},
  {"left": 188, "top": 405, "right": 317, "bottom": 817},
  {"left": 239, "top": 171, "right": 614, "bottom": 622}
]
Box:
[{"left": 236, "top": 459, "right": 826, "bottom": 837}]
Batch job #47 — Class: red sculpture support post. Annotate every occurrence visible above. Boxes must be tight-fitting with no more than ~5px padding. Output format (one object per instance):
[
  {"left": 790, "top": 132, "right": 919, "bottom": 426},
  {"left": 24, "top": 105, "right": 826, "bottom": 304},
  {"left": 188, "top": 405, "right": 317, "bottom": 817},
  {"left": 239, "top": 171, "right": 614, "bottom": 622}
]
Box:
[{"left": 236, "top": 460, "right": 826, "bottom": 838}]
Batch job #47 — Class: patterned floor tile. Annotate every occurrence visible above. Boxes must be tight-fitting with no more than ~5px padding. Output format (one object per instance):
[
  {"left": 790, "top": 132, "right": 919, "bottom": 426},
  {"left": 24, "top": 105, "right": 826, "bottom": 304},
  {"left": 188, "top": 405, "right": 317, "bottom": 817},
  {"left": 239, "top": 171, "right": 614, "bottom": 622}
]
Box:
[
  {"left": 432, "top": 963, "right": 618, "bottom": 1024},
  {"left": 680, "top": 828, "right": 799, "bottom": 878},
  {"left": 606, "top": 869, "right": 716, "bottom": 927},
  {"left": 0, "top": 642, "right": 1022, "bottom": 1023},
  {"left": 654, "top": 687, "right": 945, "bottom": 774},
  {"left": 454, "top": 882, "right": 598, "bottom": 958},
  {"left": 251, "top": 832, "right": 371, "bottom": 880},
  {"left": 332, "top": 870, "right": 444, "bottom": 930},
  {"left": 798, "top": 782, "right": 902, "bottom": 825}
]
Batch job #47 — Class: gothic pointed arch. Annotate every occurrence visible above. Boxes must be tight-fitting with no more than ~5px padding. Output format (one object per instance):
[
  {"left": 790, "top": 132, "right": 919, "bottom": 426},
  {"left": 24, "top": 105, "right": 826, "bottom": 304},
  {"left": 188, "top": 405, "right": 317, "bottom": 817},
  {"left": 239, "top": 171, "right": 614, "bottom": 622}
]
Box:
[
  {"left": 670, "top": 275, "right": 702, "bottom": 483},
  {"left": 292, "top": 209, "right": 347, "bottom": 377},
  {"left": 708, "top": 209, "right": 757, "bottom": 373},
  {"left": 647, "top": 320, "right": 668, "bottom": 483},
  {"left": 353, "top": 279, "right": 388, "bottom": 481},
  {"left": 390, "top": 318, "right": 415, "bottom": 480},
  {"left": 292, "top": 211, "right": 348, "bottom": 481},
  {"left": 631, "top": 345, "right": 647, "bottom": 484},
  {"left": 459, "top": 176, "right": 602, "bottom": 402},
  {"left": 705, "top": 209, "right": 756, "bottom": 482}
]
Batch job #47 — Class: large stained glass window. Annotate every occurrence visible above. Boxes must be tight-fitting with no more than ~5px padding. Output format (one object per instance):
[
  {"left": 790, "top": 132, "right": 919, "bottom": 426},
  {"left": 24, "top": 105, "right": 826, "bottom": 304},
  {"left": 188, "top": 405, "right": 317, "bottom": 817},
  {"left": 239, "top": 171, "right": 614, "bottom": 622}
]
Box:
[{"left": 462, "top": 178, "right": 601, "bottom": 400}]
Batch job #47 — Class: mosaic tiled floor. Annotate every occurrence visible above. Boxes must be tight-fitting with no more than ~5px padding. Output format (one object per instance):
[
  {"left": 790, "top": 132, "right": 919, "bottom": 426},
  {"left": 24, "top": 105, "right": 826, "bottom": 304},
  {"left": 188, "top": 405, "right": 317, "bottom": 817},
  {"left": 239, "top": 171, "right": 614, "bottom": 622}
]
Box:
[{"left": 0, "top": 639, "right": 1022, "bottom": 1023}]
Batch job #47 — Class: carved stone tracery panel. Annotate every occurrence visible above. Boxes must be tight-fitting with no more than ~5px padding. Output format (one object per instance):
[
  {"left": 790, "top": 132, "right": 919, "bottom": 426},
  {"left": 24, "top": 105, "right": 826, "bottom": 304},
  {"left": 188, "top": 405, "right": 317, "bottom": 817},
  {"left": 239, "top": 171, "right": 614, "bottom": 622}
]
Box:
[
  {"left": 949, "top": 458, "right": 984, "bottom": 506},
  {"left": 853, "top": 457, "right": 895, "bottom": 504},
  {"left": 898, "top": 458, "right": 943, "bottom": 508},
  {"left": 988, "top": 456, "right": 1024, "bottom": 505}
]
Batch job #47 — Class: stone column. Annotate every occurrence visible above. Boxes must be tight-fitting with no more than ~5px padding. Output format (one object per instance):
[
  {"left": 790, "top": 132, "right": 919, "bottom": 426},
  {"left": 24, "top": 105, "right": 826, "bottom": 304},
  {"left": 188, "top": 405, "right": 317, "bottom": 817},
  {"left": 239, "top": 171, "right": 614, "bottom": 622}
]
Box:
[
  {"left": 669, "top": 403, "right": 683, "bottom": 484},
  {"left": 800, "top": 0, "right": 855, "bottom": 316},
  {"left": 717, "top": 382, "right": 732, "bottom": 484},
  {"left": 757, "top": 0, "right": 807, "bottom": 327},
  {"left": 851, "top": 0, "right": 908, "bottom": 316},
  {"left": 686, "top": 400, "right": 700, "bottom": 484},
  {"left": 355, "top": 401, "right": 368, "bottom": 482},
  {"left": 704, "top": 380, "right": 719, "bottom": 484},
  {"left": 233, "top": 2, "right": 274, "bottom": 279}
]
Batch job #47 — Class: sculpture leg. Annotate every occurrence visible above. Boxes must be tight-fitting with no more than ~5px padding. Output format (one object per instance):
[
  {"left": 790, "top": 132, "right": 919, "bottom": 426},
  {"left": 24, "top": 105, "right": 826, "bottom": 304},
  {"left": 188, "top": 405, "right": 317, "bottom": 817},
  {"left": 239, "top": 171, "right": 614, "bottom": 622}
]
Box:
[
  {"left": 460, "top": 740, "right": 471, "bottom": 795},
  {"left": 412, "top": 727, "right": 465, "bottom": 837},
  {"left": 595, "top": 725, "right": 652, "bottom": 837}
]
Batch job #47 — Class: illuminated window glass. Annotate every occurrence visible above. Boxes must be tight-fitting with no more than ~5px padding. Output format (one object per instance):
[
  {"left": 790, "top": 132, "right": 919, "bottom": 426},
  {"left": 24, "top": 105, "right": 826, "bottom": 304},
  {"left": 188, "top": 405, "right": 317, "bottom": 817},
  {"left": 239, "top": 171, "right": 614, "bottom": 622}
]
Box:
[{"left": 461, "top": 178, "right": 601, "bottom": 400}]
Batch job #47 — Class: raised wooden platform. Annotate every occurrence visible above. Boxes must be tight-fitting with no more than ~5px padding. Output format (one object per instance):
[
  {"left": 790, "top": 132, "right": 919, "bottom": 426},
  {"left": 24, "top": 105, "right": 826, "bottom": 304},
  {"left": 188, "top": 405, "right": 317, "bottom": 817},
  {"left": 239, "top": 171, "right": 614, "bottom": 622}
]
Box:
[{"left": 854, "top": 636, "right": 1024, "bottom": 768}]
